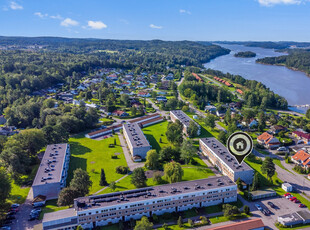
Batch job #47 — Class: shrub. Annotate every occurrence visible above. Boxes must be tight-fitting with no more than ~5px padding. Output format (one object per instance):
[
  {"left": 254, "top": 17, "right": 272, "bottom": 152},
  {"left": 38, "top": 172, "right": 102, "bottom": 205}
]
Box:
[
  {"left": 152, "top": 214, "right": 159, "bottom": 223},
  {"left": 116, "top": 166, "right": 129, "bottom": 174},
  {"left": 162, "top": 212, "right": 172, "bottom": 220},
  {"left": 190, "top": 158, "right": 198, "bottom": 165},
  {"left": 152, "top": 171, "right": 163, "bottom": 184},
  {"left": 111, "top": 155, "right": 118, "bottom": 159}
]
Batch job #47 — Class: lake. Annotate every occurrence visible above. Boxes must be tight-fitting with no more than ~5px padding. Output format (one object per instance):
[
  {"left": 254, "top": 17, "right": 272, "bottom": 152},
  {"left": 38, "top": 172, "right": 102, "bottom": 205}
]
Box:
[{"left": 204, "top": 44, "right": 310, "bottom": 113}]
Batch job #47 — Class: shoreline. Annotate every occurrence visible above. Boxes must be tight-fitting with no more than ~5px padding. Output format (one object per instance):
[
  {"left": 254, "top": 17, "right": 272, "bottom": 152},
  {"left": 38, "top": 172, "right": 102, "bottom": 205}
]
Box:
[{"left": 256, "top": 61, "right": 310, "bottom": 77}]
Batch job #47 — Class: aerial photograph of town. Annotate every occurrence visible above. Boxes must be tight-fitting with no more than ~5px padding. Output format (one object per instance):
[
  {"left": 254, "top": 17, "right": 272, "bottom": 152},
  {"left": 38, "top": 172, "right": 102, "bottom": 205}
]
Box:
[{"left": 1, "top": 0, "right": 310, "bottom": 230}]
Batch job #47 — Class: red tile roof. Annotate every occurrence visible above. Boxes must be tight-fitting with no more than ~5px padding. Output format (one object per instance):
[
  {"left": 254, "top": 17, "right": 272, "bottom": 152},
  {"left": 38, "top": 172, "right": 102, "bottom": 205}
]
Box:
[
  {"left": 209, "top": 219, "right": 264, "bottom": 230},
  {"left": 257, "top": 132, "right": 273, "bottom": 142},
  {"left": 293, "top": 150, "right": 310, "bottom": 162},
  {"left": 293, "top": 131, "right": 310, "bottom": 140}
]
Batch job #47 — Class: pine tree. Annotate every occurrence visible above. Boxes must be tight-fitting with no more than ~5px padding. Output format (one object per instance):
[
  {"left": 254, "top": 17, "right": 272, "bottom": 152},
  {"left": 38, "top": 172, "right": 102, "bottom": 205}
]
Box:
[
  {"left": 251, "top": 172, "right": 259, "bottom": 191},
  {"left": 99, "top": 168, "right": 108, "bottom": 186},
  {"left": 177, "top": 216, "right": 183, "bottom": 227}
]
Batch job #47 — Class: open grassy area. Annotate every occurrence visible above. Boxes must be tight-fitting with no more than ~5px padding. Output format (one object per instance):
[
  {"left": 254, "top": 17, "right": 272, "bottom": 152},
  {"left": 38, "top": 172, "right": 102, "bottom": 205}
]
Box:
[
  {"left": 143, "top": 120, "right": 170, "bottom": 152},
  {"left": 7, "top": 164, "right": 39, "bottom": 205},
  {"left": 67, "top": 134, "right": 128, "bottom": 194},
  {"left": 209, "top": 213, "right": 250, "bottom": 224},
  {"left": 39, "top": 199, "right": 69, "bottom": 220}
]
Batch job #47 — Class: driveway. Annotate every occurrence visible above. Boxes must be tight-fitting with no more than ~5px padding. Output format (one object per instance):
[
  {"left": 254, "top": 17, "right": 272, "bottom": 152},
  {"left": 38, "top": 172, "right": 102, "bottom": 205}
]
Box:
[{"left": 10, "top": 189, "right": 41, "bottom": 230}]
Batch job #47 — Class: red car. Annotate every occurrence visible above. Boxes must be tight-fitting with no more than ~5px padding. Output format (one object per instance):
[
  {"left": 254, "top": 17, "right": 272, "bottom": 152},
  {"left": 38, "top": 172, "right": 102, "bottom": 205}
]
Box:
[
  {"left": 299, "top": 204, "right": 306, "bottom": 208},
  {"left": 294, "top": 199, "right": 301, "bottom": 203},
  {"left": 284, "top": 193, "right": 291, "bottom": 197},
  {"left": 289, "top": 197, "right": 297, "bottom": 201}
]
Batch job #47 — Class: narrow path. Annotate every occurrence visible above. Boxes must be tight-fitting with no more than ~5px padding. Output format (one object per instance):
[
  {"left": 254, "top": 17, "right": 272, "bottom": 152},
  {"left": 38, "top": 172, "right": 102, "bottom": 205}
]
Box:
[{"left": 93, "top": 174, "right": 129, "bottom": 195}]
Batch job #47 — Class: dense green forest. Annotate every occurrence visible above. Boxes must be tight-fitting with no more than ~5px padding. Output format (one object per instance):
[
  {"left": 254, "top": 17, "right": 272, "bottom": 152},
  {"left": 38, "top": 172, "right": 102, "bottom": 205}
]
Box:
[
  {"left": 203, "top": 69, "right": 288, "bottom": 109},
  {"left": 234, "top": 51, "right": 256, "bottom": 58},
  {"left": 256, "top": 49, "right": 310, "bottom": 75}
]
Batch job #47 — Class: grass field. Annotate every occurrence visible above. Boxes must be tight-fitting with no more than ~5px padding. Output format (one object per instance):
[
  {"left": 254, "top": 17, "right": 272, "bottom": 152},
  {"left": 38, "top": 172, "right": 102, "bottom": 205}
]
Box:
[
  {"left": 67, "top": 134, "right": 128, "bottom": 194},
  {"left": 143, "top": 121, "right": 170, "bottom": 152},
  {"left": 7, "top": 164, "right": 39, "bottom": 205}
]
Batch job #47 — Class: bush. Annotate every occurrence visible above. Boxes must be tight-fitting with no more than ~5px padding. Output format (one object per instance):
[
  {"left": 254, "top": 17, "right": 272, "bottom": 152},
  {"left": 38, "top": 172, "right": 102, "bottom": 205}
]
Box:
[
  {"left": 190, "top": 158, "right": 198, "bottom": 165},
  {"left": 111, "top": 155, "right": 118, "bottom": 159},
  {"left": 152, "top": 171, "right": 163, "bottom": 184},
  {"left": 162, "top": 212, "right": 173, "bottom": 220},
  {"left": 152, "top": 214, "right": 159, "bottom": 224},
  {"left": 116, "top": 166, "right": 129, "bottom": 174}
]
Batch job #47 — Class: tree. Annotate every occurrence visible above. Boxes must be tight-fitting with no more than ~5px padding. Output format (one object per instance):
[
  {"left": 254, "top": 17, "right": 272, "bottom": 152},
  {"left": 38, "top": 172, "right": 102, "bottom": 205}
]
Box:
[
  {"left": 159, "top": 146, "right": 180, "bottom": 162},
  {"left": 76, "top": 226, "right": 84, "bottom": 230},
  {"left": 57, "top": 187, "right": 81, "bottom": 206},
  {"left": 131, "top": 106, "right": 137, "bottom": 116},
  {"left": 243, "top": 205, "right": 250, "bottom": 215},
  {"left": 145, "top": 150, "right": 160, "bottom": 170},
  {"left": 222, "top": 204, "right": 240, "bottom": 217},
  {"left": 204, "top": 114, "right": 215, "bottom": 129},
  {"left": 218, "top": 131, "right": 227, "bottom": 145},
  {"left": 109, "top": 181, "right": 116, "bottom": 191},
  {"left": 164, "top": 161, "right": 184, "bottom": 184},
  {"left": 162, "top": 223, "right": 168, "bottom": 230},
  {"left": 180, "top": 139, "right": 196, "bottom": 164},
  {"left": 306, "top": 108, "right": 310, "bottom": 119},
  {"left": 177, "top": 216, "right": 183, "bottom": 227},
  {"left": 251, "top": 172, "right": 260, "bottom": 191},
  {"left": 131, "top": 167, "right": 147, "bottom": 188},
  {"left": 188, "top": 218, "right": 193, "bottom": 227},
  {"left": 100, "top": 168, "right": 108, "bottom": 186},
  {"left": 0, "top": 168, "right": 11, "bottom": 204},
  {"left": 120, "top": 94, "right": 130, "bottom": 106},
  {"left": 235, "top": 177, "right": 243, "bottom": 190},
  {"left": 70, "top": 168, "right": 92, "bottom": 196},
  {"left": 114, "top": 139, "right": 116, "bottom": 145},
  {"left": 187, "top": 121, "right": 199, "bottom": 137},
  {"left": 134, "top": 216, "right": 153, "bottom": 230},
  {"left": 166, "top": 120, "right": 183, "bottom": 145},
  {"left": 152, "top": 171, "right": 163, "bottom": 184},
  {"left": 261, "top": 157, "right": 275, "bottom": 181},
  {"left": 200, "top": 216, "right": 208, "bottom": 225}
]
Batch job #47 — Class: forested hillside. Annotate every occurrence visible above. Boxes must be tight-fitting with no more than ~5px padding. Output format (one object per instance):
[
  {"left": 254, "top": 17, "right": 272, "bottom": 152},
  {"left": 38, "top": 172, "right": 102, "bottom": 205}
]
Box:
[{"left": 256, "top": 49, "right": 310, "bottom": 75}]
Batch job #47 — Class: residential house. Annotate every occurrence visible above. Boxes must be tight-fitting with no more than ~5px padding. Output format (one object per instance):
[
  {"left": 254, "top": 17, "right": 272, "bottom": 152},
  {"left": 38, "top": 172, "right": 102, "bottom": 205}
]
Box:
[
  {"left": 112, "top": 110, "right": 129, "bottom": 117},
  {"left": 216, "top": 110, "right": 226, "bottom": 118},
  {"left": 205, "top": 105, "right": 217, "bottom": 113},
  {"left": 156, "top": 96, "right": 167, "bottom": 102},
  {"left": 270, "top": 125, "right": 287, "bottom": 134},
  {"left": 249, "top": 119, "right": 259, "bottom": 128},
  {"left": 292, "top": 150, "right": 310, "bottom": 169},
  {"left": 137, "top": 91, "right": 151, "bottom": 98},
  {"left": 257, "top": 132, "right": 281, "bottom": 149},
  {"left": 106, "top": 73, "right": 118, "bottom": 81},
  {"left": 164, "top": 73, "right": 174, "bottom": 81},
  {"left": 0, "top": 115, "right": 6, "bottom": 125},
  {"left": 0, "top": 126, "right": 18, "bottom": 136},
  {"left": 292, "top": 131, "right": 310, "bottom": 144}
]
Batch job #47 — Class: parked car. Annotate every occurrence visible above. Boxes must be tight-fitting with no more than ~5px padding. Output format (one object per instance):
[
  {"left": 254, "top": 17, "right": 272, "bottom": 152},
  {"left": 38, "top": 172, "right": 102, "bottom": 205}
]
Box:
[
  {"left": 290, "top": 197, "right": 297, "bottom": 201},
  {"left": 277, "top": 147, "right": 287, "bottom": 151},
  {"left": 28, "top": 216, "right": 36, "bottom": 221},
  {"left": 294, "top": 199, "right": 301, "bottom": 203},
  {"left": 284, "top": 193, "right": 291, "bottom": 197},
  {"left": 262, "top": 210, "right": 269, "bottom": 216},
  {"left": 299, "top": 204, "right": 306, "bottom": 208},
  {"left": 264, "top": 209, "right": 271, "bottom": 215},
  {"left": 8, "top": 207, "right": 19, "bottom": 212},
  {"left": 297, "top": 140, "right": 304, "bottom": 144},
  {"left": 267, "top": 201, "right": 276, "bottom": 208},
  {"left": 11, "top": 204, "right": 19, "bottom": 209},
  {"left": 286, "top": 195, "right": 292, "bottom": 199},
  {"left": 255, "top": 204, "right": 262, "bottom": 211}
]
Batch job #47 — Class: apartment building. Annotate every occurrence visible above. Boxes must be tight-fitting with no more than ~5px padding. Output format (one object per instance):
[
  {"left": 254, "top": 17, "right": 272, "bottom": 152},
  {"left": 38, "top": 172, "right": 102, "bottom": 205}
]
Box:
[
  {"left": 32, "top": 143, "right": 70, "bottom": 200},
  {"left": 199, "top": 138, "right": 254, "bottom": 184},
  {"left": 123, "top": 123, "right": 151, "bottom": 160},
  {"left": 170, "top": 110, "right": 201, "bottom": 136},
  {"left": 42, "top": 176, "right": 237, "bottom": 230}
]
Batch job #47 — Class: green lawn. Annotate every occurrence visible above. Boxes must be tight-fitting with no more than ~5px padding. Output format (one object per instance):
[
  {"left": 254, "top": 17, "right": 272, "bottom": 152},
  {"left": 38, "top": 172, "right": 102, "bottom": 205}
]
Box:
[
  {"left": 143, "top": 121, "right": 170, "bottom": 152},
  {"left": 210, "top": 213, "right": 250, "bottom": 224},
  {"left": 39, "top": 199, "right": 69, "bottom": 220},
  {"left": 182, "top": 167, "right": 214, "bottom": 181},
  {"left": 67, "top": 134, "right": 128, "bottom": 194},
  {"left": 8, "top": 164, "right": 39, "bottom": 204}
]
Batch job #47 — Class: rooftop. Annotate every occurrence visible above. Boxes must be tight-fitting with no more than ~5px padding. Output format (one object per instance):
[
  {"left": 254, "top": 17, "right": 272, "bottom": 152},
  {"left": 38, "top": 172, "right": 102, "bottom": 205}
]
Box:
[
  {"left": 43, "top": 208, "right": 77, "bottom": 223},
  {"left": 170, "top": 110, "right": 198, "bottom": 128},
  {"left": 297, "top": 210, "right": 310, "bottom": 220},
  {"left": 209, "top": 219, "right": 264, "bottom": 230},
  {"left": 123, "top": 123, "right": 151, "bottom": 148},
  {"left": 32, "top": 143, "right": 69, "bottom": 186},
  {"left": 278, "top": 212, "right": 304, "bottom": 225},
  {"left": 200, "top": 137, "right": 253, "bottom": 173},
  {"left": 74, "top": 176, "right": 236, "bottom": 211}
]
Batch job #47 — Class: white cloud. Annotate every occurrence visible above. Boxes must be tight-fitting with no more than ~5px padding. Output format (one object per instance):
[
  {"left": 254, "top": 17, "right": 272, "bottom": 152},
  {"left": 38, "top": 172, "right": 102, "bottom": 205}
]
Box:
[
  {"left": 60, "top": 18, "right": 79, "bottom": 27},
  {"left": 9, "top": 1, "right": 23, "bottom": 10},
  {"left": 179, "top": 9, "right": 191, "bottom": 15},
  {"left": 87, "top": 20, "right": 107, "bottom": 30},
  {"left": 50, "top": 15, "right": 63, "bottom": 20},
  {"left": 258, "top": 0, "right": 303, "bottom": 6},
  {"left": 150, "top": 24, "right": 162, "bottom": 29},
  {"left": 34, "top": 12, "right": 48, "bottom": 18}
]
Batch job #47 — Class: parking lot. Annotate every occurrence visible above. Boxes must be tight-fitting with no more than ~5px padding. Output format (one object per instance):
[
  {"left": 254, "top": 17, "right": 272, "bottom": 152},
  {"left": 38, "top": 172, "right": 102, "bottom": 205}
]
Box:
[{"left": 249, "top": 195, "right": 307, "bottom": 229}]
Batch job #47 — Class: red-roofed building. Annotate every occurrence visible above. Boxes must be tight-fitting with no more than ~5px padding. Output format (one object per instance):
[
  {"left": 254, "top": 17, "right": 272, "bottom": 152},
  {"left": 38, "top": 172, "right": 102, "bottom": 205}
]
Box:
[
  {"left": 236, "top": 89, "right": 243, "bottom": 94},
  {"left": 192, "top": 73, "right": 203, "bottom": 82},
  {"left": 112, "top": 110, "right": 129, "bottom": 117},
  {"left": 257, "top": 132, "right": 280, "bottom": 149},
  {"left": 209, "top": 219, "right": 265, "bottom": 230},
  {"left": 292, "top": 150, "right": 310, "bottom": 169},
  {"left": 292, "top": 131, "right": 310, "bottom": 144}
]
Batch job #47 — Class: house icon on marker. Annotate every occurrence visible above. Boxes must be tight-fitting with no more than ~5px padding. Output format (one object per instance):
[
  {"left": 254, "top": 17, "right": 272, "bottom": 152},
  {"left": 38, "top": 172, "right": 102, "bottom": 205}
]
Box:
[{"left": 236, "top": 141, "right": 245, "bottom": 150}]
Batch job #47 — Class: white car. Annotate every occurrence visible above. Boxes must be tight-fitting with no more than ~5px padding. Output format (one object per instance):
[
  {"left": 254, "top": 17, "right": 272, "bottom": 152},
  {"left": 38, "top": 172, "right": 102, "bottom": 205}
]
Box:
[
  {"left": 297, "top": 140, "right": 304, "bottom": 144},
  {"left": 277, "top": 147, "right": 287, "bottom": 151},
  {"left": 255, "top": 203, "right": 262, "bottom": 211}
]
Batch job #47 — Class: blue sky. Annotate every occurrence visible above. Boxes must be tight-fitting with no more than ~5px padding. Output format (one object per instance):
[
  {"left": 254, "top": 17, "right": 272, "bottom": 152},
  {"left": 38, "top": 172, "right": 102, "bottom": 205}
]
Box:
[{"left": 1, "top": 0, "right": 310, "bottom": 41}]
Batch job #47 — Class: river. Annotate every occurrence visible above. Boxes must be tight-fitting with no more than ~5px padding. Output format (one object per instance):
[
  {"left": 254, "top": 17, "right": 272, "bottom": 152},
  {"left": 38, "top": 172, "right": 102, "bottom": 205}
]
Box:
[{"left": 204, "top": 44, "right": 310, "bottom": 113}]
